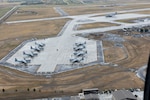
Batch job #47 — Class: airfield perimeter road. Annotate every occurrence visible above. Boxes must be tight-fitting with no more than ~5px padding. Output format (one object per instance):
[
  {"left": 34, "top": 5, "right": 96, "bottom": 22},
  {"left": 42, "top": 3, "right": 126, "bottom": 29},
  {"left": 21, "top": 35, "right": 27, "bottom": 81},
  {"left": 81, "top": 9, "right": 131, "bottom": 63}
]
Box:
[
  {"left": 97, "top": 41, "right": 105, "bottom": 64},
  {"left": 5, "top": 8, "right": 150, "bottom": 24},
  {"left": 54, "top": 7, "right": 69, "bottom": 16},
  {"left": 137, "top": 65, "right": 147, "bottom": 81}
]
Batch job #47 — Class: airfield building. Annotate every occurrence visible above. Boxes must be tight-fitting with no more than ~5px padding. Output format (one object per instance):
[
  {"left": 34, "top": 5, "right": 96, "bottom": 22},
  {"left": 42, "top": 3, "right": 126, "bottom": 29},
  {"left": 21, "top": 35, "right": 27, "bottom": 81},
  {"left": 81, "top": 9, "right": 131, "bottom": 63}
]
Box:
[{"left": 112, "top": 90, "right": 137, "bottom": 100}]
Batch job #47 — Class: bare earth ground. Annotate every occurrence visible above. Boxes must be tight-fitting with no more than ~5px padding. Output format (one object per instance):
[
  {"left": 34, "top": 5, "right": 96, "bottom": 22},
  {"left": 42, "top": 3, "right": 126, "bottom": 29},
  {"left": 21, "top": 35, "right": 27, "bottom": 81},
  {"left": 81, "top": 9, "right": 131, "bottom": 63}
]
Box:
[
  {"left": 0, "top": 2, "right": 20, "bottom": 6},
  {"left": 101, "top": 31, "right": 150, "bottom": 69},
  {"left": 0, "top": 18, "right": 70, "bottom": 59},
  {"left": 0, "top": 65, "right": 144, "bottom": 100},
  {"left": 136, "top": 10, "right": 150, "bottom": 14},
  {"left": 62, "top": 5, "right": 114, "bottom": 15},
  {"left": 116, "top": 16, "right": 150, "bottom": 23},
  {"left": 0, "top": 2, "right": 19, "bottom": 18},
  {"left": 104, "top": 46, "right": 126, "bottom": 63},
  {"left": 0, "top": 7, "right": 13, "bottom": 18},
  {"left": 62, "top": 3, "right": 150, "bottom": 16},
  {"left": 7, "top": 5, "right": 60, "bottom": 21},
  {"left": 77, "top": 22, "right": 120, "bottom": 30},
  {"left": 117, "top": 36, "right": 150, "bottom": 68}
]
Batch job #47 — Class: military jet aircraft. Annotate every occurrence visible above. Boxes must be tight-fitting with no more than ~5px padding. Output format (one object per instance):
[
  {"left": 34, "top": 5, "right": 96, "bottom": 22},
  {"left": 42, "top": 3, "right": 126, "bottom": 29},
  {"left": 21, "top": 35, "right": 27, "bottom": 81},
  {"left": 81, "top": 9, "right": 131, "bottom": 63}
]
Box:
[
  {"left": 70, "top": 57, "right": 84, "bottom": 63},
  {"left": 75, "top": 42, "right": 86, "bottom": 46},
  {"left": 73, "top": 45, "right": 86, "bottom": 51},
  {"left": 105, "top": 12, "right": 117, "bottom": 17},
  {"left": 31, "top": 51, "right": 38, "bottom": 56},
  {"left": 23, "top": 51, "right": 34, "bottom": 58},
  {"left": 35, "top": 42, "right": 45, "bottom": 47},
  {"left": 74, "top": 51, "right": 87, "bottom": 57},
  {"left": 15, "top": 58, "right": 28, "bottom": 65},
  {"left": 31, "top": 46, "right": 42, "bottom": 52}
]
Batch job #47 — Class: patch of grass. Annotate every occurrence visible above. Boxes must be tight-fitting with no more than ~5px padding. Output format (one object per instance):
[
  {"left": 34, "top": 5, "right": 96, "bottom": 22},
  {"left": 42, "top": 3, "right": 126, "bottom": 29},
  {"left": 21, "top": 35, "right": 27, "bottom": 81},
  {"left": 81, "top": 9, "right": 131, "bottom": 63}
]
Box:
[
  {"left": 0, "top": 7, "right": 12, "bottom": 18},
  {"left": 0, "top": 19, "right": 70, "bottom": 58},
  {"left": 46, "top": 0, "right": 67, "bottom": 5},
  {"left": 77, "top": 22, "right": 120, "bottom": 30},
  {"left": 62, "top": 3, "right": 150, "bottom": 16},
  {"left": 135, "top": 10, "right": 150, "bottom": 14},
  {"left": 7, "top": 5, "right": 60, "bottom": 21},
  {"left": 116, "top": 17, "right": 150, "bottom": 24}
]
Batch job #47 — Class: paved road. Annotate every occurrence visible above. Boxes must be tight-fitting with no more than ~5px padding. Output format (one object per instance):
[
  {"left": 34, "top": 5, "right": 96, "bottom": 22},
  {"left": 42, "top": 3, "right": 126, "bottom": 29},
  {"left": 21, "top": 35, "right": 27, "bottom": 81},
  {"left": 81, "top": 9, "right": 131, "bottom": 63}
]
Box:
[
  {"left": 0, "top": 6, "right": 19, "bottom": 24},
  {"left": 97, "top": 41, "right": 105, "bottom": 64},
  {"left": 54, "top": 7, "right": 69, "bottom": 16},
  {"left": 137, "top": 65, "right": 147, "bottom": 81},
  {"left": 6, "top": 17, "right": 68, "bottom": 24}
]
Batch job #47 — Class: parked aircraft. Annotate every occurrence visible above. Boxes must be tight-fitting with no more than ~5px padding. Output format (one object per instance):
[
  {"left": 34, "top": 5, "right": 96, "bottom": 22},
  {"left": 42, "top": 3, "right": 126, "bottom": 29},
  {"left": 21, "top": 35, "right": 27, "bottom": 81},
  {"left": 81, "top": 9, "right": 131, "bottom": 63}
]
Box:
[
  {"left": 35, "top": 42, "right": 45, "bottom": 47},
  {"left": 31, "top": 46, "right": 41, "bottom": 52},
  {"left": 122, "top": 28, "right": 127, "bottom": 32},
  {"left": 74, "top": 50, "right": 87, "bottom": 54},
  {"left": 73, "top": 46, "right": 86, "bottom": 51},
  {"left": 74, "top": 51, "right": 87, "bottom": 56},
  {"left": 15, "top": 58, "right": 28, "bottom": 64},
  {"left": 24, "top": 57, "right": 31, "bottom": 63},
  {"left": 23, "top": 51, "right": 34, "bottom": 57},
  {"left": 70, "top": 57, "right": 84, "bottom": 63},
  {"left": 105, "top": 12, "right": 117, "bottom": 17},
  {"left": 31, "top": 51, "right": 38, "bottom": 56},
  {"left": 75, "top": 42, "right": 86, "bottom": 46},
  {"left": 73, "top": 45, "right": 85, "bottom": 49}
]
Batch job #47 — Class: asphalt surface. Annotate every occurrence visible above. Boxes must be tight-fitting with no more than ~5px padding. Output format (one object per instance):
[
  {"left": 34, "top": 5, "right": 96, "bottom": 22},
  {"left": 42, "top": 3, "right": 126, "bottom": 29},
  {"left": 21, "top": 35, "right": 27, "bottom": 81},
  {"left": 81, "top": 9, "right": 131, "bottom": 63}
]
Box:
[
  {"left": 54, "top": 7, "right": 69, "bottom": 16},
  {"left": 136, "top": 65, "right": 147, "bottom": 81}
]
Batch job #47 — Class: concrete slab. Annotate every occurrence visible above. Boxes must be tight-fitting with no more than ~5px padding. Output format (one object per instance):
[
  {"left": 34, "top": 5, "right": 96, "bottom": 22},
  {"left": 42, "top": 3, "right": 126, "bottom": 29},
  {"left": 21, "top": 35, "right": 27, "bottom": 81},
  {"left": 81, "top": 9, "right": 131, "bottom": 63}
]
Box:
[{"left": 6, "top": 35, "right": 97, "bottom": 74}]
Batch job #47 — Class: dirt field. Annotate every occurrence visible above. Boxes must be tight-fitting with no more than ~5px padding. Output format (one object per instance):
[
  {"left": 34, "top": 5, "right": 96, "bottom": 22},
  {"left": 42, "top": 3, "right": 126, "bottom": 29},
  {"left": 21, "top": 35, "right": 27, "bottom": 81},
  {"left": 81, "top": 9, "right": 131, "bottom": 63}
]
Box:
[
  {"left": 0, "top": 2, "right": 20, "bottom": 6},
  {"left": 0, "top": 7, "right": 13, "bottom": 18},
  {"left": 0, "top": 2, "right": 20, "bottom": 18},
  {"left": 0, "top": 18, "right": 70, "bottom": 59},
  {"left": 62, "top": 3, "right": 150, "bottom": 15},
  {"left": 0, "top": 64, "right": 144, "bottom": 100},
  {"left": 116, "top": 16, "right": 150, "bottom": 23},
  {"left": 77, "top": 22, "right": 119, "bottom": 30},
  {"left": 62, "top": 5, "right": 114, "bottom": 15},
  {"left": 101, "top": 33, "right": 150, "bottom": 69},
  {"left": 104, "top": 46, "right": 126, "bottom": 63},
  {"left": 7, "top": 5, "right": 60, "bottom": 21},
  {"left": 117, "top": 36, "right": 150, "bottom": 68},
  {"left": 135, "top": 10, "right": 150, "bottom": 14}
]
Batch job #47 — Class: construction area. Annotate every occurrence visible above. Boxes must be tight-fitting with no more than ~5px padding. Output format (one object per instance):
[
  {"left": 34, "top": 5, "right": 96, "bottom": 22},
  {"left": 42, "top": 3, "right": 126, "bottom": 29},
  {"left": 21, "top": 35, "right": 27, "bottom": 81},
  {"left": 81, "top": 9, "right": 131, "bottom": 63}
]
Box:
[{"left": 0, "top": 1, "right": 149, "bottom": 100}]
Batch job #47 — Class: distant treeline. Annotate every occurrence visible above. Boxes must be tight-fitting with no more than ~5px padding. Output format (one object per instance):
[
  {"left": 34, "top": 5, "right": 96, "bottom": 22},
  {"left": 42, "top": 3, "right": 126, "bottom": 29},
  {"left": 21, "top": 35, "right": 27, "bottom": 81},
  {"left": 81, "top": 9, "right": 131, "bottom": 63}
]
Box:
[
  {"left": 7, "top": 0, "right": 24, "bottom": 2},
  {"left": 20, "top": 0, "right": 44, "bottom": 5},
  {"left": 7, "top": 0, "right": 44, "bottom": 5}
]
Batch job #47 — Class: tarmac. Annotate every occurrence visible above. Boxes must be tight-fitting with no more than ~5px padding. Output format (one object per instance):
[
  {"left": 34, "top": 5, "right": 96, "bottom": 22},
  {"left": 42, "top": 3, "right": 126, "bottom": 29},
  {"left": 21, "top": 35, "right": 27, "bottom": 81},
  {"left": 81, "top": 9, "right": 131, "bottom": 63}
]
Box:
[{"left": 5, "top": 19, "right": 98, "bottom": 74}]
